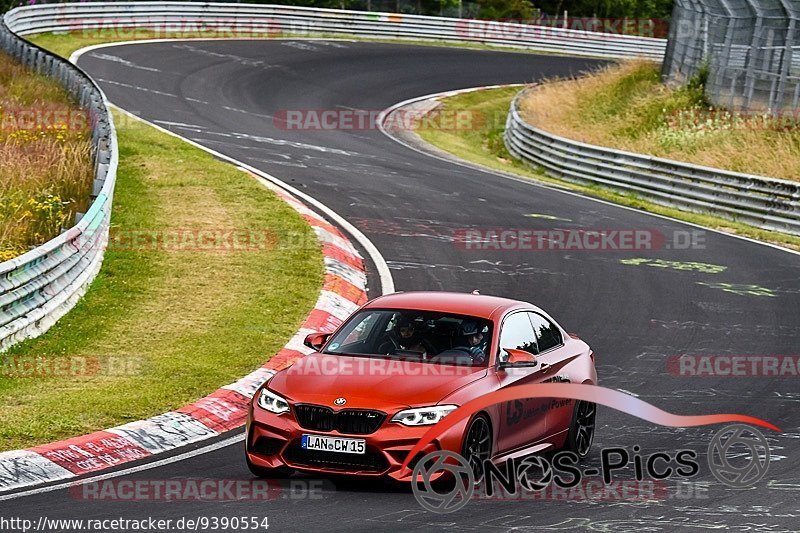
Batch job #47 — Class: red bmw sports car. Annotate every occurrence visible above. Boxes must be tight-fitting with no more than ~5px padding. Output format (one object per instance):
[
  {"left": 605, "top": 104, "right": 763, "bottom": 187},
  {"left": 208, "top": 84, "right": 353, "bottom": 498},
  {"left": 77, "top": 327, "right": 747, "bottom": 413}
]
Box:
[{"left": 246, "top": 291, "right": 597, "bottom": 481}]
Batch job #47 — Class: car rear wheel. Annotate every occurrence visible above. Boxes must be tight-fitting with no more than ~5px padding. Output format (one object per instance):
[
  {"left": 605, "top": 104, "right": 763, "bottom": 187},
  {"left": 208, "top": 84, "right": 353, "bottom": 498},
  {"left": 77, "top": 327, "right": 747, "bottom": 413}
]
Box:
[
  {"left": 462, "top": 415, "right": 492, "bottom": 483},
  {"left": 565, "top": 400, "right": 596, "bottom": 458}
]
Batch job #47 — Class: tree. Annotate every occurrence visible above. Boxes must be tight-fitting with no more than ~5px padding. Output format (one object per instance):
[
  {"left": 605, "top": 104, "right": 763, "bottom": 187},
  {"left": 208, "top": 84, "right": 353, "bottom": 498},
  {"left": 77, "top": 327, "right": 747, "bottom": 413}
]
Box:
[{"left": 476, "top": 0, "right": 536, "bottom": 20}]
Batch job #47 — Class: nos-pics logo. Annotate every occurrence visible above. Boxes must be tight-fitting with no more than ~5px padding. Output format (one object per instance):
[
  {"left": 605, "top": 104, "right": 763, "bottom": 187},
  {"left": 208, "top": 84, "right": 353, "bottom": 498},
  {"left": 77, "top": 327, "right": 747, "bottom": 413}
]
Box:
[{"left": 411, "top": 424, "right": 771, "bottom": 514}]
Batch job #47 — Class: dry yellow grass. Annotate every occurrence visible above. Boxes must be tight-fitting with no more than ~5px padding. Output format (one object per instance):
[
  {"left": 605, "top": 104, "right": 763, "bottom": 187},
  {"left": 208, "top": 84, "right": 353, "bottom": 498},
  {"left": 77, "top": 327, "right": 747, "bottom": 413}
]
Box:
[
  {"left": 520, "top": 61, "right": 800, "bottom": 181},
  {"left": 0, "top": 52, "right": 93, "bottom": 261}
]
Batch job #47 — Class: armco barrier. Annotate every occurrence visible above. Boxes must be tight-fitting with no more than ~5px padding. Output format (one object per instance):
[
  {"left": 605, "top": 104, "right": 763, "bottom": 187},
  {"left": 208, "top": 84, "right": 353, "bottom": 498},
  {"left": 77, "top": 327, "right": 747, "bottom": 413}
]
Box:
[
  {"left": 5, "top": 2, "right": 666, "bottom": 60},
  {"left": 0, "top": 14, "right": 117, "bottom": 352},
  {"left": 504, "top": 88, "right": 800, "bottom": 235},
  {"left": 0, "top": 2, "right": 665, "bottom": 352}
]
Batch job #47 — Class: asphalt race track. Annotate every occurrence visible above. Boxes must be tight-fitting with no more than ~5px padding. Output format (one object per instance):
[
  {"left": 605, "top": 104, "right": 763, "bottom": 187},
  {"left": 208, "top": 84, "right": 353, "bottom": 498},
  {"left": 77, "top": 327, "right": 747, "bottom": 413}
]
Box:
[{"left": 3, "top": 40, "right": 799, "bottom": 531}]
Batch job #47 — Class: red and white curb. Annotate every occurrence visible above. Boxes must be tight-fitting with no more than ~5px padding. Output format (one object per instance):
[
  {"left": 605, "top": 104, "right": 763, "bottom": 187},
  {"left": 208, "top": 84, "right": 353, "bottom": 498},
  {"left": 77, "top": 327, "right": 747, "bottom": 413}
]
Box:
[{"left": 0, "top": 184, "right": 368, "bottom": 494}]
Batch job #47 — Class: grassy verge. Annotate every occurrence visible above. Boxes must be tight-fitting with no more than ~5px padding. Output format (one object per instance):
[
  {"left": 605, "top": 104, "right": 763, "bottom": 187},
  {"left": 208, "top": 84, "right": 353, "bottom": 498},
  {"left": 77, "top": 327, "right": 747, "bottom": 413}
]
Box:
[
  {"left": 520, "top": 61, "right": 800, "bottom": 182},
  {"left": 0, "top": 38, "right": 323, "bottom": 450},
  {"left": 416, "top": 84, "right": 800, "bottom": 250},
  {"left": 0, "top": 52, "right": 93, "bottom": 261}
]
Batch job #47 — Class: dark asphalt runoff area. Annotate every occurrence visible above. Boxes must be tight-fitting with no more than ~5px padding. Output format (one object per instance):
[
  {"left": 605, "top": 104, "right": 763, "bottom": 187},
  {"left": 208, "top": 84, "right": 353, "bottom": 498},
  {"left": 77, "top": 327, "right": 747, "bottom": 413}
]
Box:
[{"left": 1, "top": 40, "right": 798, "bottom": 532}]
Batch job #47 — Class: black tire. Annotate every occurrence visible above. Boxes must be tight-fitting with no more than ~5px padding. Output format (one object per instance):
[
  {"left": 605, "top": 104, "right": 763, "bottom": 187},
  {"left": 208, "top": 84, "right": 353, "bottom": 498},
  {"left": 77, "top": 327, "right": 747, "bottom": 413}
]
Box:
[
  {"left": 564, "top": 400, "right": 596, "bottom": 459},
  {"left": 461, "top": 414, "right": 493, "bottom": 483}
]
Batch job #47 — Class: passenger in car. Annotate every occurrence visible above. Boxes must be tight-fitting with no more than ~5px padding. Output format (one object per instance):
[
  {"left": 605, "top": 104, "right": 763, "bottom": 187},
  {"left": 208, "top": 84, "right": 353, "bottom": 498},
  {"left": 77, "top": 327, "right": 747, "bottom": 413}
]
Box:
[{"left": 454, "top": 320, "right": 489, "bottom": 364}]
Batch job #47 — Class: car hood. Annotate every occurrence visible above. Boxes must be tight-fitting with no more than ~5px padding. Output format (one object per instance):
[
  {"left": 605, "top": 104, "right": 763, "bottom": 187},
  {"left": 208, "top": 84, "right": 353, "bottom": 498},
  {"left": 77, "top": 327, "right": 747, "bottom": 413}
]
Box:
[{"left": 268, "top": 353, "right": 487, "bottom": 411}]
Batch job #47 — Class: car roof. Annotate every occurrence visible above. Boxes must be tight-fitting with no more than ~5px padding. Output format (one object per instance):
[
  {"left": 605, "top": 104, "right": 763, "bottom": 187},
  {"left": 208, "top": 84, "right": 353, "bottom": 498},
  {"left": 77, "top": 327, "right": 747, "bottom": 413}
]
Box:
[{"left": 363, "top": 291, "right": 532, "bottom": 320}]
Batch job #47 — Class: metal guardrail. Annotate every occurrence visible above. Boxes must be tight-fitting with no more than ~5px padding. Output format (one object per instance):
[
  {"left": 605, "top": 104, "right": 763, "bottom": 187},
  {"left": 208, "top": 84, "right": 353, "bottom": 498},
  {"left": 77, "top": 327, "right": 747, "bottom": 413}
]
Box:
[
  {"left": 0, "top": 2, "right": 666, "bottom": 352},
  {"left": 5, "top": 2, "right": 666, "bottom": 60},
  {"left": 504, "top": 88, "right": 800, "bottom": 235},
  {"left": 0, "top": 12, "right": 117, "bottom": 352}
]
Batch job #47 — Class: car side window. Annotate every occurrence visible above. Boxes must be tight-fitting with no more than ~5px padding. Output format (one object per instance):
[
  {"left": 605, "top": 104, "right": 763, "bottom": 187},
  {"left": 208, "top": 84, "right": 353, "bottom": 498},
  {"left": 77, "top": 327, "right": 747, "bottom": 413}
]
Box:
[
  {"left": 499, "top": 312, "right": 538, "bottom": 358},
  {"left": 341, "top": 312, "right": 381, "bottom": 345},
  {"left": 529, "top": 313, "right": 563, "bottom": 353}
]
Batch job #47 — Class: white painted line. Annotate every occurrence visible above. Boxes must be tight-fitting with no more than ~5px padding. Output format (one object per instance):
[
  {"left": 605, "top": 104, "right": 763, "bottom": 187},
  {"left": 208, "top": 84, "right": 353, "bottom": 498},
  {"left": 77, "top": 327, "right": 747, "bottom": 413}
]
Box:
[
  {"left": 95, "top": 78, "right": 179, "bottom": 98},
  {"left": 88, "top": 52, "right": 161, "bottom": 72},
  {"left": 67, "top": 38, "right": 358, "bottom": 64}
]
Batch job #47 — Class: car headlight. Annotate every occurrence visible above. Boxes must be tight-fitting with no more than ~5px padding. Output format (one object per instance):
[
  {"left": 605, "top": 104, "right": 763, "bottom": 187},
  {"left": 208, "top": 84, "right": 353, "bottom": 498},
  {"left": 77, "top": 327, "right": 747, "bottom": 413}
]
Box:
[
  {"left": 391, "top": 405, "right": 458, "bottom": 426},
  {"left": 257, "top": 388, "right": 290, "bottom": 414}
]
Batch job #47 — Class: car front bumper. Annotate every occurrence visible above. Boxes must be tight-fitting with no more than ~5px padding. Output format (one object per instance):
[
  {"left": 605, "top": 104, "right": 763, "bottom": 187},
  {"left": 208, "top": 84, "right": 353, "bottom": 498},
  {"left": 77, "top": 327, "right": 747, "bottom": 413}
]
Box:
[{"left": 246, "top": 401, "right": 468, "bottom": 482}]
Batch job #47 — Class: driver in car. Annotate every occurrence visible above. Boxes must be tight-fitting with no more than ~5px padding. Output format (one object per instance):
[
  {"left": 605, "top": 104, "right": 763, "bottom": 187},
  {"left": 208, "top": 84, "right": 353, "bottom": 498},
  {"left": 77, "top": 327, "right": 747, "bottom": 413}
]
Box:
[
  {"left": 379, "top": 315, "right": 434, "bottom": 356},
  {"left": 454, "top": 320, "right": 489, "bottom": 364}
]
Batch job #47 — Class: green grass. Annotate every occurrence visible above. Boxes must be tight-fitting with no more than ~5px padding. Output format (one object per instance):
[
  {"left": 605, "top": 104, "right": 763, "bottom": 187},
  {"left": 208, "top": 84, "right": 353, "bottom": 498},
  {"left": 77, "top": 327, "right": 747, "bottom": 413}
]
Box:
[
  {"left": 416, "top": 85, "right": 800, "bottom": 250},
  {"left": 0, "top": 107, "right": 323, "bottom": 450},
  {"left": 520, "top": 61, "right": 800, "bottom": 181},
  {"left": 523, "top": 61, "right": 709, "bottom": 142},
  {"left": 575, "top": 62, "right": 684, "bottom": 133}
]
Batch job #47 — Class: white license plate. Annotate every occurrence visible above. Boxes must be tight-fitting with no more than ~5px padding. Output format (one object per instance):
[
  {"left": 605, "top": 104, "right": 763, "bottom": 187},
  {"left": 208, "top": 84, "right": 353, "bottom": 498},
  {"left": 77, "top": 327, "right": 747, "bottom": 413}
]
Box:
[{"left": 301, "top": 434, "right": 366, "bottom": 454}]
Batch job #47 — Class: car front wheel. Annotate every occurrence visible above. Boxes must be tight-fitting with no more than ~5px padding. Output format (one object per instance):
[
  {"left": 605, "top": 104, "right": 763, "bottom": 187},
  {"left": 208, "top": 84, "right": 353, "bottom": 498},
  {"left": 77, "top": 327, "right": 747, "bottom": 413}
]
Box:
[
  {"left": 462, "top": 415, "right": 492, "bottom": 483},
  {"left": 564, "top": 400, "right": 596, "bottom": 459}
]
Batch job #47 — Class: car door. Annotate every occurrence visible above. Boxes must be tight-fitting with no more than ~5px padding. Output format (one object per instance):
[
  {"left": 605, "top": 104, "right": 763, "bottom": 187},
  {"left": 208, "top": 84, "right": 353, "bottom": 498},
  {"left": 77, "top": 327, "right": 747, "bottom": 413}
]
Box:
[
  {"left": 495, "top": 311, "right": 553, "bottom": 455},
  {"left": 528, "top": 312, "right": 576, "bottom": 437}
]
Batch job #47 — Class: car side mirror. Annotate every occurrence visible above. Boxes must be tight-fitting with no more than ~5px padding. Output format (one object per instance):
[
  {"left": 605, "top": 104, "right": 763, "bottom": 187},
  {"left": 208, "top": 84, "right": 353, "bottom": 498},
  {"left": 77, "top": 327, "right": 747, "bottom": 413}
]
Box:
[
  {"left": 497, "top": 348, "right": 539, "bottom": 370},
  {"left": 304, "top": 332, "right": 332, "bottom": 351}
]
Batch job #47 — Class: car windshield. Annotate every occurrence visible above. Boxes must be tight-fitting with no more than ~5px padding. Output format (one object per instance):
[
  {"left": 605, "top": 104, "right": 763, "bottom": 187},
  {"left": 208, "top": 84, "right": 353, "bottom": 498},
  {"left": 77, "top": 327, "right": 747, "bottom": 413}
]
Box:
[{"left": 323, "top": 309, "right": 492, "bottom": 367}]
